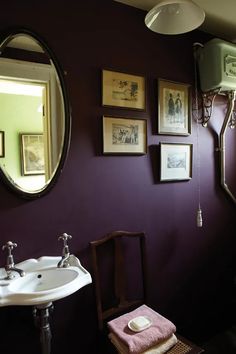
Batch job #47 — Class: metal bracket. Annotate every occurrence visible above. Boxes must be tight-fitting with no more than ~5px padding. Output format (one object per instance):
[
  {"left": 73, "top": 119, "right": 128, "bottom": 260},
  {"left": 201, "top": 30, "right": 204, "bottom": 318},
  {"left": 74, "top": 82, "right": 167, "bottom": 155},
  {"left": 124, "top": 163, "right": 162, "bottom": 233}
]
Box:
[
  {"left": 229, "top": 106, "right": 236, "bottom": 128},
  {"left": 199, "top": 88, "right": 221, "bottom": 127},
  {"left": 195, "top": 88, "right": 236, "bottom": 129}
]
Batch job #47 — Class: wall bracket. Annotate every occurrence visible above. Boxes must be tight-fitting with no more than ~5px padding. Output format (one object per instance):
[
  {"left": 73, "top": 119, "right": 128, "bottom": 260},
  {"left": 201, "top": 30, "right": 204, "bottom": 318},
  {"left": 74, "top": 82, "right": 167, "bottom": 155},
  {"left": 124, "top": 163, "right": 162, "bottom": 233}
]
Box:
[{"left": 198, "top": 88, "right": 221, "bottom": 127}]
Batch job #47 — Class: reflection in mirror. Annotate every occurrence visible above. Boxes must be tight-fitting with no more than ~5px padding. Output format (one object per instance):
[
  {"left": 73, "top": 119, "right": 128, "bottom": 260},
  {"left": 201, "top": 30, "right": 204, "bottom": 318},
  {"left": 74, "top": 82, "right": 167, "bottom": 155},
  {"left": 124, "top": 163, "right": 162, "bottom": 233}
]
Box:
[{"left": 0, "top": 28, "right": 71, "bottom": 198}]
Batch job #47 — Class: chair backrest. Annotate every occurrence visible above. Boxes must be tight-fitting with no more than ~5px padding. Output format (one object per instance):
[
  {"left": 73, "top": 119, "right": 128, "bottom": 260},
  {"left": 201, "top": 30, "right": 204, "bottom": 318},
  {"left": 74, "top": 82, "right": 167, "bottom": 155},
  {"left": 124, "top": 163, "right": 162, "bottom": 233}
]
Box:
[{"left": 90, "top": 231, "right": 147, "bottom": 331}]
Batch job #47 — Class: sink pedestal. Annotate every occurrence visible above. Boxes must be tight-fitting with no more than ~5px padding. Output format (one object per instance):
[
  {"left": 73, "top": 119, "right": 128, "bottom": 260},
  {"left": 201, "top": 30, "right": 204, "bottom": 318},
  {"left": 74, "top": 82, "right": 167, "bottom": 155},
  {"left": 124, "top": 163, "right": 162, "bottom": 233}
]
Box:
[{"left": 33, "top": 302, "right": 53, "bottom": 354}]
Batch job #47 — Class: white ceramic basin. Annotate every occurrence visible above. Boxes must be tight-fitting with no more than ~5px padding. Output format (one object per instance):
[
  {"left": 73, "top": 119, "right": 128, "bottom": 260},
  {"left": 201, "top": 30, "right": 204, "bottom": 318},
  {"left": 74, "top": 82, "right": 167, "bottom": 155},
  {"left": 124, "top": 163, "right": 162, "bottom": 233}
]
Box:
[
  {"left": 0, "top": 256, "right": 92, "bottom": 306},
  {"left": 9, "top": 268, "right": 78, "bottom": 293}
]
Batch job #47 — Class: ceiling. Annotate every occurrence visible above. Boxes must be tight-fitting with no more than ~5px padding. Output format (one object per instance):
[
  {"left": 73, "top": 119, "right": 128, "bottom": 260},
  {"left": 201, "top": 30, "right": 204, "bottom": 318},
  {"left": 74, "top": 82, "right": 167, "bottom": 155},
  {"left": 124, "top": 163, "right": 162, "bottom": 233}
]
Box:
[{"left": 114, "top": 0, "right": 236, "bottom": 42}]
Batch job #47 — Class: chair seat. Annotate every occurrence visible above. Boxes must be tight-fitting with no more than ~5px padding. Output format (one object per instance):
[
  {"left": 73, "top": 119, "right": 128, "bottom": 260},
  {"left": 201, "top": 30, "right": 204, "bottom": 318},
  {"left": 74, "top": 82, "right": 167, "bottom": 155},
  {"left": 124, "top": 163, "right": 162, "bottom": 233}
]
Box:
[{"left": 171, "top": 335, "right": 204, "bottom": 354}]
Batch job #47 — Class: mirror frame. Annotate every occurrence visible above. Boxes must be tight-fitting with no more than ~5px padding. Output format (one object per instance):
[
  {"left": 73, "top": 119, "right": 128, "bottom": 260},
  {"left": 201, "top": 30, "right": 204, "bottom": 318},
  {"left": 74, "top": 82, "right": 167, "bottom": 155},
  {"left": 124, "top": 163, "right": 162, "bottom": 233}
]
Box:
[{"left": 0, "top": 27, "right": 71, "bottom": 199}]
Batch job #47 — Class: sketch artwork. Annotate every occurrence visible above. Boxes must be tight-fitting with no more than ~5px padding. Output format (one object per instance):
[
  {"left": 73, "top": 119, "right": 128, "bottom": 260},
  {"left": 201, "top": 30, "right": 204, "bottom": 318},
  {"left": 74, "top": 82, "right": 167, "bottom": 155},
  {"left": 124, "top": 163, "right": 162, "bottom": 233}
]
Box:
[
  {"left": 164, "top": 88, "right": 185, "bottom": 128},
  {"left": 21, "top": 134, "right": 45, "bottom": 175},
  {"left": 112, "top": 79, "right": 138, "bottom": 102},
  {"left": 112, "top": 123, "right": 139, "bottom": 145},
  {"left": 167, "top": 152, "right": 186, "bottom": 169}
]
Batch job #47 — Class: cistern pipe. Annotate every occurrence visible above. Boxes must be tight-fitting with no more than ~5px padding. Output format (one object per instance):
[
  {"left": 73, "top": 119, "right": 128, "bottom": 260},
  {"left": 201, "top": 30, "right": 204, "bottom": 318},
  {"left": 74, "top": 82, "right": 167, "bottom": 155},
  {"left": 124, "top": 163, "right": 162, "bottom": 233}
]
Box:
[{"left": 219, "top": 90, "right": 236, "bottom": 204}]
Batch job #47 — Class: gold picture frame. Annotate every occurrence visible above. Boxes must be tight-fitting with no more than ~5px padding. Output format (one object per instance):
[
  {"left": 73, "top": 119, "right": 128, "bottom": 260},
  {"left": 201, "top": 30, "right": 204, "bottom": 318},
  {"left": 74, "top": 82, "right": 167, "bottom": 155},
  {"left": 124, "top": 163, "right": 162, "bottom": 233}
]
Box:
[
  {"left": 0, "top": 131, "right": 5, "bottom": 157},
  {"left": 158, "top": 79, "right": 191, "bottom": 135},
  {"left": 160, "top": 142, "right": 193, "bottom": 181},
  {"left": 103, "top": 116, "right": 147, "bottom": 155},
  {"left": 102, "top": 69, "right": 146, "bottom": 110},
  {"left": 20, "top": 133, "right": 45, "bottom": 176}
]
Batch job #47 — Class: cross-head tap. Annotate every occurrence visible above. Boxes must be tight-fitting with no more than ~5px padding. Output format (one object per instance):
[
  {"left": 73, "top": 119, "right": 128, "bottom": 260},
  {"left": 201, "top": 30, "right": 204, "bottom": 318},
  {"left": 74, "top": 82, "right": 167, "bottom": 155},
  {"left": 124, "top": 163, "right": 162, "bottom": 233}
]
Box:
[
  {"left": 2, "top": 241, "right": 25, "bottom": 279},
  {"left": 57, "top": 233, "right": 72, "bottom": 268}
]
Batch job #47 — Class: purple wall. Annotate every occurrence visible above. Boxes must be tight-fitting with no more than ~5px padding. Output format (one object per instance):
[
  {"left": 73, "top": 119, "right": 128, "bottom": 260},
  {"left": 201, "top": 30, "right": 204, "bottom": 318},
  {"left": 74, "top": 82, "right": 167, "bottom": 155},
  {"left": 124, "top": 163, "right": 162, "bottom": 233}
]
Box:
[{"left": 0, "top": 1, "right": 236, "bottom": 353}]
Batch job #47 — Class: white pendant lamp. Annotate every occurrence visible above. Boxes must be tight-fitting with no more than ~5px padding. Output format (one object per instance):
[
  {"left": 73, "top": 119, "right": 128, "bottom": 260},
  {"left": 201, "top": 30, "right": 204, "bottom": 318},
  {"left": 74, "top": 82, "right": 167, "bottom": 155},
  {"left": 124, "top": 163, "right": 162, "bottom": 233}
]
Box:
[{"left": 145, "top": 0, "right": 205, "bottom": 35}]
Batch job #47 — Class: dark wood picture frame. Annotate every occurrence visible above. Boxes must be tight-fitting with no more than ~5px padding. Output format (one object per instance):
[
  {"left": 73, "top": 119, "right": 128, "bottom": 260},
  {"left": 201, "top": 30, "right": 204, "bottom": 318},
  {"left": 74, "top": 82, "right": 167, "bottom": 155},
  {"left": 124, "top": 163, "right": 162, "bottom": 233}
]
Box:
[
  {"left": 160, "top": 142, "right": 193, "bottom": 181},
  {"left": 158, "top": 79, "right": 191, "bottom": 136},
  {"left": 102, "top": 69, "right": 146, "bottom": 111},
  {"left": 103, "top": 116, "right": 147, "bottom": 155}
]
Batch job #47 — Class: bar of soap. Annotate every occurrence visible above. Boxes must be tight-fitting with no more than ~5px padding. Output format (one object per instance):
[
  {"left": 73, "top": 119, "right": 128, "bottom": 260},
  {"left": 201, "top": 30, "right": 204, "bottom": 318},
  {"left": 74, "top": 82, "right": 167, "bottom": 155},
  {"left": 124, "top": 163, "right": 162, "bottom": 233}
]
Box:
[{"left": 130, "top": 316, "right": 151, "bottom": 331}]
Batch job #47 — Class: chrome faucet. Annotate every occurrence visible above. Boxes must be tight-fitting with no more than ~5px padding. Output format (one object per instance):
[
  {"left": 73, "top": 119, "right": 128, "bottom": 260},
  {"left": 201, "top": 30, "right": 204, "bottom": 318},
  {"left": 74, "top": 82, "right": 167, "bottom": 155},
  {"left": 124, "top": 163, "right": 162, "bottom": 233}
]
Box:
[
  {"left": 57, "top": 233, "right": 72, "bottom": 268},
  {"left": 2, "top": 241, "right": 25, "bottom": 279}
]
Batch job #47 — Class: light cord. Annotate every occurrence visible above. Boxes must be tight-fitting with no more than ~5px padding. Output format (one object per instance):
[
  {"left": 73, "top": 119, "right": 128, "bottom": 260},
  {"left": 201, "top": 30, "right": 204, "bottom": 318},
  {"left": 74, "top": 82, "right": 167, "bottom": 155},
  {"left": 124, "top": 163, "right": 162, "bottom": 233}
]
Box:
[{"left": 193, "top": 43, "right": 203, "bottom": 227}]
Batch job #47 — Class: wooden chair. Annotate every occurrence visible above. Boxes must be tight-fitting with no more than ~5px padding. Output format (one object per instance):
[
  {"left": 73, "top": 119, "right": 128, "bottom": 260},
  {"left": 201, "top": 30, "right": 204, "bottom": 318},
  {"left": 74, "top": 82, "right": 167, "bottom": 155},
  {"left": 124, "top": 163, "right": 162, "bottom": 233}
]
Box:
[
  {"left": 90, "top": 230, "right": 204, "bottom": 353},
  {"left": 90, "top": 231, "right": 147, "bottom": 332}
]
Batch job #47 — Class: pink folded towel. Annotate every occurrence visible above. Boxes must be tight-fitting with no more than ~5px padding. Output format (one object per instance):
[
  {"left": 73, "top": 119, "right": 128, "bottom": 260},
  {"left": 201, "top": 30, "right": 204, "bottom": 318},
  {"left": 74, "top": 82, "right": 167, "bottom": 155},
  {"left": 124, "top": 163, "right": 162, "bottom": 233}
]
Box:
[{"left": 107, "top": 304, "right": 176, "bottom": 354}]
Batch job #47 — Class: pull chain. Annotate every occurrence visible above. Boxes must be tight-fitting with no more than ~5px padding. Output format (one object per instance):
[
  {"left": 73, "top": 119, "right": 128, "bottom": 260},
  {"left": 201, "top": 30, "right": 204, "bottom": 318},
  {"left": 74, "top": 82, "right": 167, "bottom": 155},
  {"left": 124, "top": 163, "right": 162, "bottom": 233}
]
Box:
[{"left": 193, "top": 43, "right": 203, "bottom": 227}]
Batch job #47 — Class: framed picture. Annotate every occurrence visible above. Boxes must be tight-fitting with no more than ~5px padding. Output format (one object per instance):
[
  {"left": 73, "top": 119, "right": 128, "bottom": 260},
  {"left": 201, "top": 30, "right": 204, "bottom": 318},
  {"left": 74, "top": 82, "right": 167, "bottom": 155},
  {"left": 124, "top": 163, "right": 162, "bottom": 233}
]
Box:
[
  {"left": 160, "top": 142, "right": 192, "bottom": 181},
  {"left": 102, "top": 69, "right": 146, "bottom": 110},
  {"left": 158, "top": 79, "right": 191, "bottom": 135},
  {"left": 0, "top": 131, "right": 5, "bottom": 157},
  {"left": 103, "top": 116, "right": 147, "bottom": 155},
  {"left": 20, "top": 133, "right": 45, "bottom": 176}
]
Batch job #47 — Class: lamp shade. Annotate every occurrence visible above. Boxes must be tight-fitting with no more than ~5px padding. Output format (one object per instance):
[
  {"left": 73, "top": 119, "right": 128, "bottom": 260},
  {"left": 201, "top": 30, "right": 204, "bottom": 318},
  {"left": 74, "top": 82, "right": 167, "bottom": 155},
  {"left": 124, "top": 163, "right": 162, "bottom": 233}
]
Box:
[{"left": 145, "top": 0, "right": 205, "bottom": 35}]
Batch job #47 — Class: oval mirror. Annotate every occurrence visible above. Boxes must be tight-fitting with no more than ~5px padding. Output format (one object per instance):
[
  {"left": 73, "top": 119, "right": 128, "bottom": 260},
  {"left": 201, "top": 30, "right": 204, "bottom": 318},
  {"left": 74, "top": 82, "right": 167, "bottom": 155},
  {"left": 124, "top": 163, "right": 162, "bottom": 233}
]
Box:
[{"left": 0, "top": 28, "right": 71, "bottom": 198}]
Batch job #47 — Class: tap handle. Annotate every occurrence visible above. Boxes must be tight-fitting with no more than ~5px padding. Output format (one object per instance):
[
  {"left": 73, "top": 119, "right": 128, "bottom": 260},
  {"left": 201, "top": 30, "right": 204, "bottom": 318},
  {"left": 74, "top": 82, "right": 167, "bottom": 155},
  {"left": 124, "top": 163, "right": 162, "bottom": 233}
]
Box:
[
  {"left": 2, "top": 241, "right": 17, "bottom": 255},
  {"left": 58, "top": 233, "right": 72, "bottom": 247}
]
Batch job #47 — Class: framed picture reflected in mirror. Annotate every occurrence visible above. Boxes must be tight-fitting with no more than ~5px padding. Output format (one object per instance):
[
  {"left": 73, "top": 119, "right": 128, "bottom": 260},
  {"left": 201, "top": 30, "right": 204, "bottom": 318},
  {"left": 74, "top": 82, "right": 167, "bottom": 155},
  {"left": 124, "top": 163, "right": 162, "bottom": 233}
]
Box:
[
  {"left": 20, "top": 133, "right": 45, "bottom": 176},
  {"left": 0, "top": 131, "right": 5, "bottom": 157}
]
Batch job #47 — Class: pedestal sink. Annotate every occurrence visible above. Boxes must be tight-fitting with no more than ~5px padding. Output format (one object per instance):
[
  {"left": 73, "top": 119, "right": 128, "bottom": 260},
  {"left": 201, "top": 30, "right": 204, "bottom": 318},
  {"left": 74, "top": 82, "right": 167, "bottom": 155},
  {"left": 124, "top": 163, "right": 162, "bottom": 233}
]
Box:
[
  {"left": 0, "top": 255, "right": 92, "bottom": 306},
  {"left": 0, "top": 255, "right": 92, "bottom": 354}
]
